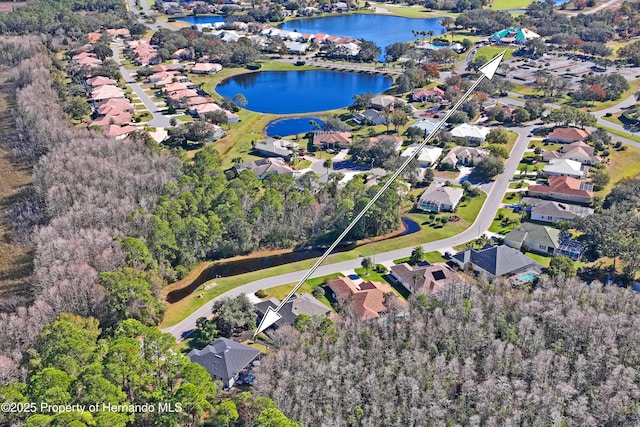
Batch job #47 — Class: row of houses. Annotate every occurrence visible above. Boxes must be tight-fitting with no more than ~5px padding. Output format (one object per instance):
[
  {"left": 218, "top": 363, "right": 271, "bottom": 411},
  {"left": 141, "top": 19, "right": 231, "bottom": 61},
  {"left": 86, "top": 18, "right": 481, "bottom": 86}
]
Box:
[{"left": 70, "top": 39, "right": 140, "bottom": 140}]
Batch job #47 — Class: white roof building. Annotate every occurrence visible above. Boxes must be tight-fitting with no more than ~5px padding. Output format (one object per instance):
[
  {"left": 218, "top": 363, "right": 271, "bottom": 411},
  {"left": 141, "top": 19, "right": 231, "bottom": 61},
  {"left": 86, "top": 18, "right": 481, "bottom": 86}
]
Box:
[
  {"left": 401, "top": 145, "right": 443, "bottom": 167},
  {"left": 451, "top": 123, "right": 490, "bottom": 141},
  {"left": 542, "top": 158, "right": 585, "bottom": 179}
]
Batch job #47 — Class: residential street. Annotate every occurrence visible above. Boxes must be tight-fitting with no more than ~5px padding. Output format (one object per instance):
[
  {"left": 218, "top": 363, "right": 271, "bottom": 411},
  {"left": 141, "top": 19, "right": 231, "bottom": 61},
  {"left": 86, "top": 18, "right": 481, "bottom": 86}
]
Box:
[
  {"left": 125, "top": 0, "right": 175, "bottom": 31},
  {"left": 112, "top": 40, "right": 172, "bottom": 128},
  {"left": 162, "top": 124, "right": 534, "bottom": 340}
]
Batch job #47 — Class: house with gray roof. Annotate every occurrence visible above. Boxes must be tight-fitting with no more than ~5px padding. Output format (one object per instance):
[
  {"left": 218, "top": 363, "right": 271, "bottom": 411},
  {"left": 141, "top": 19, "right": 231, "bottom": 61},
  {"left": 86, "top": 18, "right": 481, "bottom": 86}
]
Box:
[
  {"left": 416, "top": 183, "right": 464, "bottom": 212},
  {"left": 390, "top": 262, "right": 464, "bottom": 295},
  {"left": 542, "top": 158, "right": 585, "bottom": 179},
  {"left": 451, "top": 245, "right": 543, "bottom": 279},
  {"left": 352, "top": 108, "right": 386, "bottom": 125},
  {"left": 234, "top": 158, "right": 296, "bottom": 179},
  {"left": 504, "top": 222, "right": 584, "bottom": 260},
  {"left": 529, "top": 200, "right": 593, "bottom": 223},
  {"left": 188, "top": 338, "right": 261, "bottom": 388},
  {"left": 255, "top": 293, "right": 331, "bottom": 334},
  {"left": 253, "top": 138, "right": 299, "bottom": 160}
]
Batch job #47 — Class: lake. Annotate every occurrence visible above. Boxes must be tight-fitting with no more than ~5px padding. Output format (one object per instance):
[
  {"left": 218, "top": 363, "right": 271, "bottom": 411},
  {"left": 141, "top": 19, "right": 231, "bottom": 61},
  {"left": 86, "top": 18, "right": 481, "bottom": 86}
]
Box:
[
  {"left": 265, "top": 116, "right": 325, "bottom": 137},
  {"left": 216, "top": 70, "right": 392, "bottom": 114},
  {"left": 280, "top": 14, "right": 446, "bottom": 60},
  {"left": 177, "top": 15, "right": 226, "bottom": 25}
]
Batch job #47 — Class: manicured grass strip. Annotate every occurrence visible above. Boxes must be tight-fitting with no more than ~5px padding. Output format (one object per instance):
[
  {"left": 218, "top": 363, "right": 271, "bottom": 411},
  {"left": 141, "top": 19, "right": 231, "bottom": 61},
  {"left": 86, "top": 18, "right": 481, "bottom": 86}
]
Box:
[
  {"left": 474, "top": 46, "right": 515, "bottom": 61},
  {"left": 488, "top": 207, "right": 521, "bottom": 234},
  {"left": 489, "top": 0, "right": 534, "bottom": 10},
  {"left": 260, "top": 274, "right": 340, "bottom": 308},
  {"left": 525, "top": 252, "right": 551, "bottom": 267},
  {"left": 598, "top": 125, "right": 640, "bottom": 144},
  {"left": 393, "top": 250, "right": 446, "bottom": 265}
]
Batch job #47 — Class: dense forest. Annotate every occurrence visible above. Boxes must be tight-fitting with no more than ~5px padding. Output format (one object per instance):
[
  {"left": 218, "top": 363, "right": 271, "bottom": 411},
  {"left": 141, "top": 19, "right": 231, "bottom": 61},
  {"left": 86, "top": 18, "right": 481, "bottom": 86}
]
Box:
[
  {"left": 144, "top": 147, "right": 403, "bottom": 279},
  {"left": 0, "top": 314, "right": 298, "bottom": 426},
  {"left": 257, "top": 279, "right": 640, "bottom": 426}
]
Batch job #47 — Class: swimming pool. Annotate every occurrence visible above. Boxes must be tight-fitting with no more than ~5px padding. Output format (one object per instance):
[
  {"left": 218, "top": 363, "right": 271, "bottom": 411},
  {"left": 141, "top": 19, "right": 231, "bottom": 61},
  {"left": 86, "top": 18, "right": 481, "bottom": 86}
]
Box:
[{"left": 515, "top": 271, "right": 539, "bottom": 284}]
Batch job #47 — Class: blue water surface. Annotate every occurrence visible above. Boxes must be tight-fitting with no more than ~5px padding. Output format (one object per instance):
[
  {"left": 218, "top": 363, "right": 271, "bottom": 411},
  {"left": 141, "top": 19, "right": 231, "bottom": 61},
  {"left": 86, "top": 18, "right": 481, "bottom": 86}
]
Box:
[
  {"left": 280, "top": 15, "right": 446, "bottom": 61},
  {"left": 177, "top": 15, "right": 226, "bottom": 25},
  {"left": 265, "top": 117, "right": 325, "bottom": 137},
  {"left": 216, "top": 70, "right": 392, "bottom": 114}
]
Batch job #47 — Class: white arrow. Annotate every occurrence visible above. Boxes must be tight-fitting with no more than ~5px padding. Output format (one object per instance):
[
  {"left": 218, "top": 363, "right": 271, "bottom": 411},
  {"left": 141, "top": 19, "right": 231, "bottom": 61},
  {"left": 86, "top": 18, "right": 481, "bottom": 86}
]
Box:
[{"left": 254, "top": 52, "right": 506, "bottom": 336}]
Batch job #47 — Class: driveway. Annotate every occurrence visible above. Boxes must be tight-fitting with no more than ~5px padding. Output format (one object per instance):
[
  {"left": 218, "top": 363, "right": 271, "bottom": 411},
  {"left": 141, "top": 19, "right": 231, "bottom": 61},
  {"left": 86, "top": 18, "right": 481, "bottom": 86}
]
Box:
[
  {"left": 112, "top": 40, "right": 172, "bottom": 128},
  {"left": 162, "top": 125, "right": 535, "bottom": 340}
]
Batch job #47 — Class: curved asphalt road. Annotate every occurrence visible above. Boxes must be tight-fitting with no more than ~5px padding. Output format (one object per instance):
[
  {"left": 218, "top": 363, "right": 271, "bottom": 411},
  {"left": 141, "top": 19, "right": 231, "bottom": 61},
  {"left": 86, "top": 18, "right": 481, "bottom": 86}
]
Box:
[{"left": 163, "top": 124, "right": 534, "bottom": 340}]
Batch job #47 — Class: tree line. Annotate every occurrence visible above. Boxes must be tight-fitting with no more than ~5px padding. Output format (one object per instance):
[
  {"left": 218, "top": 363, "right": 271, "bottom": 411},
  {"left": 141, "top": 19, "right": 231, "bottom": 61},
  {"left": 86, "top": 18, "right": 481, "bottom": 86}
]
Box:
[{"left": 257, "top": 277, "right": 640, "bottom": 426}]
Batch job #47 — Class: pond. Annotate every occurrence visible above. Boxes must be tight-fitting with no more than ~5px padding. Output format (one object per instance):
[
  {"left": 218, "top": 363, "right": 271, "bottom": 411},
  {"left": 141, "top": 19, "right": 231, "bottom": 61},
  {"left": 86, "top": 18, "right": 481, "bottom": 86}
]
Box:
[
  {"left": 280, "top": 14, "right": 446, "bottom": 60},
  {"left": 176, "top": 15, "right": 226, "bottom": 25},
  {"left": 216, "top": 70, "right": 392, "bottom": 114},
  {"left": 165, "top": 217, "right": 421, "bottom": 303},
  {"left": 265, "top": 116, "right": 325, "bottom": 137}
]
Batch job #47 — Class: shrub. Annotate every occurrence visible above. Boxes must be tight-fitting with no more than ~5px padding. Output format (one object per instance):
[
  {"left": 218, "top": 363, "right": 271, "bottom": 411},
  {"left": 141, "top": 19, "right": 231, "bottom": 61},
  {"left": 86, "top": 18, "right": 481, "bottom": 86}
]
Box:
[
  {"left": 255, "top": 289, "right": 268, "bottom": 298},
  {"left": 311, "top": 287, "right": 324, "bottom": 299},
  {"left": 246, "top": 63, "right": 262, "bottom": 70}
]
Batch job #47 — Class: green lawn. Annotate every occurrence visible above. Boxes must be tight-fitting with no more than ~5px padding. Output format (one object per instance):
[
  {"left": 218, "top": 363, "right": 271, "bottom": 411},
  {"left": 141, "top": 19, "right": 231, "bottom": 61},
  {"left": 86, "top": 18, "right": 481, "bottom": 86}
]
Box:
[
  {"left": 474, "top": 46, "right": 515, "bottom": 61},
  {"left": 509, "top": 180, "right": 529, "bottom": 189},
  {"left": 260, "top": 273, "right": 340, "bottom": 308},
  {"left": 488, "top": 207, "right": 521, "bottom": 234},
  {"left": 601, "top": 113, "right": 624, "bottom": 127},
  {"left": 596, "top": 143, "right": 640, "bottom": 196},
  {"left": 598, "top": 125, "right": 640, "bottom": 144},
  {"left": 393, "top": 250, "right": 447, "bottom": 265},
  {"left": 511, "top": 83, "right": 541, "bottom": 97},
  {"left": 489, "top": 0, "right": 534, "bottom": 10},
  {"left": 525, "top": 252, "right": 551, "bottom": 267},
  {"left": 502, "top": 192, "right": 523, "bottom": 204}
]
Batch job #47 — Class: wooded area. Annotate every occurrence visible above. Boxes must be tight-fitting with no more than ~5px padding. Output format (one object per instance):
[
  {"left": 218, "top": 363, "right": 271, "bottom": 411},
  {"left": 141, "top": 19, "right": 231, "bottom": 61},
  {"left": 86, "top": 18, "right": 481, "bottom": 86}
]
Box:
[{"left": 257, "top": 278, "right": 640, "bottom": 426}]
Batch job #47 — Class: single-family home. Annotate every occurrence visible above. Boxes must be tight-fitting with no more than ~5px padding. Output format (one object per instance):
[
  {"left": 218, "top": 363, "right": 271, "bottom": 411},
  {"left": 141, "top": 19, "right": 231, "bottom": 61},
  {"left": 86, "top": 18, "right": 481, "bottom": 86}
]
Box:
[
  {"left": 284, "top": 41, "right": 308, "bottom": 54},
  {"left": 104, "top": 124, "right": 138, "bottom": 140},
  {"left": 451, "top": 245, "right": 543, "bottom": 279},
  {"left": 370, "top": 95, "right": 400, "bottom": 111},
  {"left": 312, "top": 131, "right": 352, "bottom": 149},
  {"left": 97, "top": 98, "right": 134, "bottom": 115},
  {"left": 390, "top": 262, "right": 463, "bottom": 295},
  {"left": 188, "top": 338, "right": 260, "bottom": 388},
  {"left": 400, "top": 145, "right": 442, "bottom": 166},
  {"left": 91, "top": 85, "right": 125, "bottom": 102},
  {"left": 352, "top": 108, "right": 386, "bottom": 125},
  {"left": 255, "top": 293, "right": 331, "bottom": 333},
  {"left": 254, "top": 138, "right": 300, "bottom": 160},
  {"left": 450, "top": 123, "right": 490, "bottom": 142},
  {"left": 416, "top": 183, "right": 464, "bottom": 212},
  {"left": 171, "top": 48, "right": 193, "bottom": 60},
  {"left": 542, "top": 158, "right": 585, "bottom": 179},
  {"left": 543, "top": 141, "right": 601, "bottom": 165},
  {"left": 235, "top": 158, "right": 296, "bottom": 179},
  {"left": 89, "top": 111, "right": 132, "bottom": 128},
  {"left": 86, "top": 76, "right": 117, "bottom": 88},
  {"left": 546, "top": 127, "right": 591, "bottom": 143},
  {"left": 527, "top": 176, "right": 593, "bottom": 204},
  {"left": 411, "top": 87, "right": 445, "bottom": 102},
  {"left": 369, "top": 135, "right": 403, "bottom": 152},
  {"left": 528, "top": 199, "right": 594, "bottom": 223},
  {"left": 504, "top": 222, "right": 585, "bottom": 260},
  {"left": 440, "top": 146, "right": 489, "bottom": 167},
  {"left": 191, "top": 62, "right": 223, "bottom": 74},
  {"left": 326, "top": 276, "right": 406, "bottom": 320}
]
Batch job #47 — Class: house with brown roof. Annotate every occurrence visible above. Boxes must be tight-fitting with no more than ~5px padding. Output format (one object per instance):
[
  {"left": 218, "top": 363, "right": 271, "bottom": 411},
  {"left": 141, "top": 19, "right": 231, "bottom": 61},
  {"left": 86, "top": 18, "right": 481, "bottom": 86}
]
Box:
[
  {"left": 546, "top": 127, "right": 591, "bottom": 143},
  {"left": 98, "top": 99, "right": 134, "bottom": 115},
  {"left": 411, "top": 87, "right": 445, "bottom": 102},
  {"left": 527, "top": 176, "right": 593, "bottom": 204},
  {"left": 369, "top": 135, "right": 403, "bottom": 152},
  {"left": 91, "top": 85, "right": 125, "bottom": 102},
  {"left": 87, "top": 76, "right": 117, "bottom": 88},
  {"left": 543, "top": 141, "right": 601, "bottom": 165},
  {"left": 312, "top": 131, "right": 352, "bottom": 149},
  {"left": 104, "top": 124, "right": 138, "bottom": 140},
  {"left": 326, "top": 276, "right": 406, "bottom": 320},
  {"left": 390, "top": 262, "right": 463, "bottom": 295}
]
